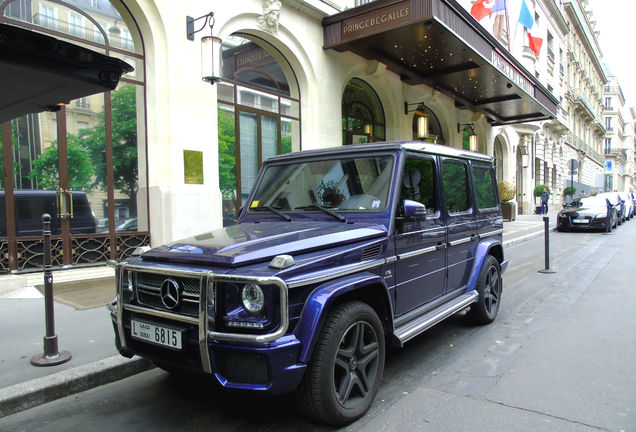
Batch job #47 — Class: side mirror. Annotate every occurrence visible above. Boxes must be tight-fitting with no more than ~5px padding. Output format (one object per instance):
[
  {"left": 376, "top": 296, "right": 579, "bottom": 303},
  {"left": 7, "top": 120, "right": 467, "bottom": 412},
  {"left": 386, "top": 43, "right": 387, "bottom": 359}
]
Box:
[{"left": 403, "top": 200, "right": 427, "bottom": 221}]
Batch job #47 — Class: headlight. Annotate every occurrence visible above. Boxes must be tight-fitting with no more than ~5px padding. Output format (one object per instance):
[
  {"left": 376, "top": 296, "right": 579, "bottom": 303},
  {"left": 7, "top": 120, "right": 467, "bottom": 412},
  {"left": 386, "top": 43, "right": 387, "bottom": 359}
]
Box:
[
  {"left": 594, "top": 213, "right": 607, "bottom": 218},
  {"left": 241, "top": 283, "right": 265, "bottom": 314}
]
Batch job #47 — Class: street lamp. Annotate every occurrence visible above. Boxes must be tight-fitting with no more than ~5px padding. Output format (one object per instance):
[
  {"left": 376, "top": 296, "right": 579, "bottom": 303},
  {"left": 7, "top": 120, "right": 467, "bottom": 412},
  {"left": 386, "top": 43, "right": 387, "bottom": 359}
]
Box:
[{"left": 186, "top": 12, "right": 222, "bottom": 84}]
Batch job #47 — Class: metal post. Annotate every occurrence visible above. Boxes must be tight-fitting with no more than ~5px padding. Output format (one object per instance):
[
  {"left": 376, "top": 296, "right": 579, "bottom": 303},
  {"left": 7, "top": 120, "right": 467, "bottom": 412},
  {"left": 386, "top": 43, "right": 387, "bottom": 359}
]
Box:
[
  {"left": 602, "top": 199, "right": 613, "bottom": 236},
  {"left": 538, "top": 216, "right": 556, "bottom": 274},
  {"left": 31, "top": 214, "right": 72, "bottom": 366}
]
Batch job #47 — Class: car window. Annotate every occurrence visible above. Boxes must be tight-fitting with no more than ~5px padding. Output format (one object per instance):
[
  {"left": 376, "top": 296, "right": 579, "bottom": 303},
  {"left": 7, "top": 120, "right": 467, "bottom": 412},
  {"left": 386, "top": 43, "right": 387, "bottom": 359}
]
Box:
[
  {"left": 471, "top": 165, "right": 497, "bottom": 210},
  {"left": 399, "top": 157, "right": 438, "bottom": 215},
  {"left": 442, "top": 159, "right": 470, "bottom": 213}
]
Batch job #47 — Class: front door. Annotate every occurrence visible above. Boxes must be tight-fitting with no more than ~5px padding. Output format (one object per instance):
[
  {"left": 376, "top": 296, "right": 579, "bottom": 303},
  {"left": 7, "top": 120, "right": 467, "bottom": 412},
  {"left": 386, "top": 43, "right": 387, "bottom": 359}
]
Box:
[{"left": 394, "top": 155, "right": 447, "bottom": 315}]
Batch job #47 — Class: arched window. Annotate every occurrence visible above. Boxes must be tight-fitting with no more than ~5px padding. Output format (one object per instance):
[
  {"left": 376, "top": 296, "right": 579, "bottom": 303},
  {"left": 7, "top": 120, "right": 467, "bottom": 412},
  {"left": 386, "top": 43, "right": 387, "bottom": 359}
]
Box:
[
  {"left": 342, "top": 78, "right": 385, "bottom": 145},
  {"left": 410, "top": 105, "right": 445, "bottom": 144},
  {"left": 0, "top": 0, "right": 148, "bottom": 272},
  {"left": 217, "top": 34, "right": 301, "bottom": 226}
]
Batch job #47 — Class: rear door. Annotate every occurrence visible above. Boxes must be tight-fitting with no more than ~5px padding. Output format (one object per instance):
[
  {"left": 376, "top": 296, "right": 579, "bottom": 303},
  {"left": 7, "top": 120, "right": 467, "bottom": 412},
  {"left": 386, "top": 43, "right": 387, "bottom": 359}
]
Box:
[
  {"left": 441, "top": 157, "right": 476, "bottom": 294},
  {"left": 470, "top": 162, "right": 502, "bottom": 239}
]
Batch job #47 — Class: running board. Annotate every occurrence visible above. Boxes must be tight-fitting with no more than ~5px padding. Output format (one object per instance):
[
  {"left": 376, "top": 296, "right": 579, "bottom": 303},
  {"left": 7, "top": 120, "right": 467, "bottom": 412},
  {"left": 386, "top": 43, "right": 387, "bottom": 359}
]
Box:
[{"left": 393, "top": 291, "right": 479, "bottom": 346}]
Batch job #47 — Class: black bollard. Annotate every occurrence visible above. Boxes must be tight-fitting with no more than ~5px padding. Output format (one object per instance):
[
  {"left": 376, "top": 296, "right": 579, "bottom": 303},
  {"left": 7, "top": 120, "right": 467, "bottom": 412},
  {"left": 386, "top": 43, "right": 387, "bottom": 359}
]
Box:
[
  {"left": 538, "top": 216, "right": 556, "bottom": 274},
  {"left": 31, "top": 214, "right": 72, "bottom": 366},
  {"left": 602, "top": 199, "right": 613, "bottom": 235}
]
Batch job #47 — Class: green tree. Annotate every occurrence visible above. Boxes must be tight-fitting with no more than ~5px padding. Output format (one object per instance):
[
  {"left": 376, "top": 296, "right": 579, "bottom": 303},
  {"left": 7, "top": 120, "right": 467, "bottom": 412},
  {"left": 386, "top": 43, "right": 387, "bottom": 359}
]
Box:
[
  {"left": 27, "top": 135, "right": 94, "bottom": 190},
  {"left": 218, "top": 107, "right": 236, "bottom": 198},
  {"left": 79, "top": 84, "right": 139, "bottom": 200}
]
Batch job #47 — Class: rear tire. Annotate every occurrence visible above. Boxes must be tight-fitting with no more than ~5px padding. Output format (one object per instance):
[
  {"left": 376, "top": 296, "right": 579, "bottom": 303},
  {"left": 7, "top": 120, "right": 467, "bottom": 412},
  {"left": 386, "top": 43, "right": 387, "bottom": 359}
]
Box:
[
  {"left": 295, "top": 301, "right": 385, "bottom": 426},
  {"left": 466, "top": 255, "right": 502, "bottom": 325}
]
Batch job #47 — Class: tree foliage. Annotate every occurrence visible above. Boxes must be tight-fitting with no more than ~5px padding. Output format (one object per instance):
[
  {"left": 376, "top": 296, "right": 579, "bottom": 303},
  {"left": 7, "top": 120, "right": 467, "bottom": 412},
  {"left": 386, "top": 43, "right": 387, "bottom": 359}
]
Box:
[
  {"left": 27, "top": 134, "right": 94, "bottom": 190},
  {"left": 218, "top": 107, "right": 237, "bottom": 198}
]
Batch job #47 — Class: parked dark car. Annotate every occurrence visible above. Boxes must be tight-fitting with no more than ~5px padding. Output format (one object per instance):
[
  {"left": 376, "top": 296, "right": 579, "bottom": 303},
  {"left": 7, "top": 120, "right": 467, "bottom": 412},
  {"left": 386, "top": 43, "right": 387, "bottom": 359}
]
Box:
[
  {"left": 557, "top": 196, "right": 617, "bottom": 232},
  {"left": 597, "top": 192, "right": 626, "bottom": 224},
  {"left": 109, "top": 142, "right": 507, "bottom": 425},
  {"left": 0, "top": 190, "right": 97, "bottom": 237}
]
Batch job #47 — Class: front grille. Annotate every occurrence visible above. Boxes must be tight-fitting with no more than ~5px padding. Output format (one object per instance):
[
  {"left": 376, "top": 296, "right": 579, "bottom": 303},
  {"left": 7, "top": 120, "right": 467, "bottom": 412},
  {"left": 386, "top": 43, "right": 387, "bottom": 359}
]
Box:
[
  {"left": 135, "top": 272, "right": 201, "bottom": 317},
  {"left": 215, "top": 351, "right": 269, "bottom": 384}
]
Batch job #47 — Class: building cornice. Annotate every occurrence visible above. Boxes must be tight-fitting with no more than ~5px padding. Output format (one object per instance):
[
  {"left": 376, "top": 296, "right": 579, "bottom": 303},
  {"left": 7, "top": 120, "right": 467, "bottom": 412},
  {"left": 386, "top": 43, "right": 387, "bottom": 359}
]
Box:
[{"left": 563, "top": 0, "right": 607, "bottom": 83}]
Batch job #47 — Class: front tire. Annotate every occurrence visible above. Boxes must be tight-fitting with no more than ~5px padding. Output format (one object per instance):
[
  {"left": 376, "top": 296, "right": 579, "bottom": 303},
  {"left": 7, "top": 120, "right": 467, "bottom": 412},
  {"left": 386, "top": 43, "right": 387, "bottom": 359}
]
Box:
[
  {"left": 466, "top": 255, "right": 502, "bottom": 325},
  {"left": 296, "top": 301, "right": 385, "bottom": 426}
]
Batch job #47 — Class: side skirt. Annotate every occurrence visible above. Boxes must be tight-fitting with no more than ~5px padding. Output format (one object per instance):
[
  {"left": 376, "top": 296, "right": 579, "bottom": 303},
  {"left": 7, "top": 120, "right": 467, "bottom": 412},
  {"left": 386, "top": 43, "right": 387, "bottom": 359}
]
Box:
[{"left": 393, "top": 291, "right": 479, "bottom": 347}]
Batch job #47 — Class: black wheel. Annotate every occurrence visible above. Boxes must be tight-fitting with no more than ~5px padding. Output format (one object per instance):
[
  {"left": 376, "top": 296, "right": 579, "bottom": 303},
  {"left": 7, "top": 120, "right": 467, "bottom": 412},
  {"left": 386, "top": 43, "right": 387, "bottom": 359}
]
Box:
[
  {"left": 466, "top": 255, "right": 502, "bottom": 325},
  {"left": 296, "top": 301, "right": 385, "bottom": 426}
]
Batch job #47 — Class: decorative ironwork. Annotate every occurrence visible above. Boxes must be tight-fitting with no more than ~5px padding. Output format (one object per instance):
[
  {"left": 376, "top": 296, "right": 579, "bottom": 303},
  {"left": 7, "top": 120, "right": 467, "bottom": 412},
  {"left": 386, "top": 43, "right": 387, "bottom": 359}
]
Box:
[
  {"left": 117, "top": 233, "right": 150, "bottom": 260},
  {"left": 0, "top": 240, "right": 8, "bottom": 272},
  {"left": 71, "top": 235, "right": 110, "bottom": 264},
  {"left": 16, "top": 236, "right": 64, "bottom": 271}
]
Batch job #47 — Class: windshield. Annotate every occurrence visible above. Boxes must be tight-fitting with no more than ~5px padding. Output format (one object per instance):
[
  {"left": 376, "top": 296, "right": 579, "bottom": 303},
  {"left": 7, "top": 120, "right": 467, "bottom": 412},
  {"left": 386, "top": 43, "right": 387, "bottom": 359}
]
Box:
[
  {"left": 249, "top": 155, "right": 394, "bottom": 212},
  {"left": 566, "top": 197, "right": 605, "bottom": 208}
]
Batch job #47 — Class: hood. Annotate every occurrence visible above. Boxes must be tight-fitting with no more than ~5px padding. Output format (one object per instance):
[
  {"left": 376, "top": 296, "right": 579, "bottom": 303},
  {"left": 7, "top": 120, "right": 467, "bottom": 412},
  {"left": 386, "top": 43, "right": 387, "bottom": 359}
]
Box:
[
  {"left": 559, "top": 205, "right": 606, "bottom": 216},
  {"left": 142, "top": 221, "right": 387, "bottom": 267}
]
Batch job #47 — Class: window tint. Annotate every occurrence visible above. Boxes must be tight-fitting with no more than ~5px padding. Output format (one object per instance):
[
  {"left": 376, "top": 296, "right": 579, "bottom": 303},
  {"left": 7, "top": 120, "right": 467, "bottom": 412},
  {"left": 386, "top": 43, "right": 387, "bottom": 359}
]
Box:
[
  {"left": 472, "top": 165, "right": 497, "bottom": 209},
  {"left": 442, "top": 159, "right": 470, "bottom": 213},
  {"left": 400, "top": 157, "right": 438, "bottom": 214}
]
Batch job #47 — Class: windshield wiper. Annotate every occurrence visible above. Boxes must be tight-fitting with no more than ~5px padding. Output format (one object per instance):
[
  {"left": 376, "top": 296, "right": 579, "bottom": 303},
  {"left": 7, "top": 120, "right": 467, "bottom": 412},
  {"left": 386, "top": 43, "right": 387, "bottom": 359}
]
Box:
[
  {"left": 253, "top": 205, "right": 293, "bottom": 222},
  {"left": 297, "top": 204, "right": 348, "bottom": 223}
]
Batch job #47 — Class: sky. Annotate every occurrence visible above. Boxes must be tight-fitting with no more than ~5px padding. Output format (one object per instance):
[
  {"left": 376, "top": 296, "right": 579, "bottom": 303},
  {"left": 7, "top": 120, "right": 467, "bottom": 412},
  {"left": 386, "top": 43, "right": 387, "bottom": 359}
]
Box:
[{"left": 588, "top": 0, "right": 636, "bottom": 104}]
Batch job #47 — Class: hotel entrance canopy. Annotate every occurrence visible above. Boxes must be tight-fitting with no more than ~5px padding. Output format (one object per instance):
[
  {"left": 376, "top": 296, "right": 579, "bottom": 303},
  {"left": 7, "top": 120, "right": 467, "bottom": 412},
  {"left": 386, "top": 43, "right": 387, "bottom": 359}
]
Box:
[
  {"left": 0, "top": 23, "right": 133, "bottom": 124},
  {"left": 323, "top": 0, "right": 558, "bottom": 126}
]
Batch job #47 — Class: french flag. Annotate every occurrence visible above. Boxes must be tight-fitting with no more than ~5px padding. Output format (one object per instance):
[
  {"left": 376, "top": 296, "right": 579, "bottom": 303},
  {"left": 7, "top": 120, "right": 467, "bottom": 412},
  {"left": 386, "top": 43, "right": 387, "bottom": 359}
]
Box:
[
  {"left": 471, "top": 0, "right": 506, "bottom": 22},
  {"left": 519, "top": 0, "right": 543, "bottom": 56}
]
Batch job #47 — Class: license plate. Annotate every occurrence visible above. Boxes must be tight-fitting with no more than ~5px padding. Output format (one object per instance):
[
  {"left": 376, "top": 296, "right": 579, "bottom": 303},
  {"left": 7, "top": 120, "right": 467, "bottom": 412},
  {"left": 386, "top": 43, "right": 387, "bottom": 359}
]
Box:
[
  {"left": 572, "top": 218, "right": 588, "bottom": 224},
  {"left": 131, "top": 319, "right": 182, "bottom": 350}
]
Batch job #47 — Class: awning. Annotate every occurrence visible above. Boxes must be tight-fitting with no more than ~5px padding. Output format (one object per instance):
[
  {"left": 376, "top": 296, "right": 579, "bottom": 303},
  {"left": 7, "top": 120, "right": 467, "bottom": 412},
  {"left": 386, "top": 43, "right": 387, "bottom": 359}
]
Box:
[
  {"left": 323, "top": 0, "right": 558, "bottom": 126},
  {"left": 0, "top": 23, "right": 134, "bottom": 124}
]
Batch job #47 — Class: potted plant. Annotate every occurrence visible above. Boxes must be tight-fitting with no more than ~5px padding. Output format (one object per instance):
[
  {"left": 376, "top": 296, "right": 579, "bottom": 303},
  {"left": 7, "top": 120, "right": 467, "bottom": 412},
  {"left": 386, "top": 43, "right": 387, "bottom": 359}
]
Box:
[
  {"left": 563, "top": 186, "right": 576, "bottom": 199},
  {"left": 498, "top": 180, "right": 516, "bottom": 221},
  {"left": 534, "top": 184, "right": 551, "bottom": 214}
]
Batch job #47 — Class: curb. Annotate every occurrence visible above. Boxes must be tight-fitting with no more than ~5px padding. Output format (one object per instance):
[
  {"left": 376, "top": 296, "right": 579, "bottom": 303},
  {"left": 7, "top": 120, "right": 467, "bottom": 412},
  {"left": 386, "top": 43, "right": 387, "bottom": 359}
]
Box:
[
  {"left": 0, "top": 356, "right": 155, "bottom": 418},
  {"left": 503, "top": 226, "right": 557, "bottom": 247}
]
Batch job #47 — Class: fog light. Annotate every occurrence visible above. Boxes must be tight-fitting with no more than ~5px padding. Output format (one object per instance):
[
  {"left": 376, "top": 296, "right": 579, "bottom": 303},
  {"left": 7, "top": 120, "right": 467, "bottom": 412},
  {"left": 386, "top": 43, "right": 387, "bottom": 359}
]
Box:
[{"left": 241, "top": 283, "right": 264, "bottom": 314}]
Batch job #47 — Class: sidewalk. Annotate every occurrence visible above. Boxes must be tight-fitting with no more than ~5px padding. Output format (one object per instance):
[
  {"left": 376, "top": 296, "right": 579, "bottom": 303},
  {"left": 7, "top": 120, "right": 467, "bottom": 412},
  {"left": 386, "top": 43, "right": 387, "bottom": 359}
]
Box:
[{"left": 0, "top": 212, "right": 558, "bottom": 418}]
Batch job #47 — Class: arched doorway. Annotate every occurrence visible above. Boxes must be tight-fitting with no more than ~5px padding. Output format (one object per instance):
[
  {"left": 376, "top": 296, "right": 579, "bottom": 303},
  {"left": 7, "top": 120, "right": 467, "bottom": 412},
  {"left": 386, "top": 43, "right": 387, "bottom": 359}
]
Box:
[
  {"left": 342, "top": 78, "right": 385, "bottom": 145},
  {"left": 0, "top": 0, "right": 148, "bottom": 272},
  {"left": 217, "top": 34, "right": 301, "bottom": 226}
]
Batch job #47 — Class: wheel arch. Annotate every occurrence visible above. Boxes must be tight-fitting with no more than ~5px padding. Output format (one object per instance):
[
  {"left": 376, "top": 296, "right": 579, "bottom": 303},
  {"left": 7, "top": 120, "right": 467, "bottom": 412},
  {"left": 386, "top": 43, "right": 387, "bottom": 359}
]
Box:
[
  {"left": 294, "top": 272, "right": 393, "bottom": 364},
  {"left": 466, "top": 239, "right": 505, "bottom": 292}
]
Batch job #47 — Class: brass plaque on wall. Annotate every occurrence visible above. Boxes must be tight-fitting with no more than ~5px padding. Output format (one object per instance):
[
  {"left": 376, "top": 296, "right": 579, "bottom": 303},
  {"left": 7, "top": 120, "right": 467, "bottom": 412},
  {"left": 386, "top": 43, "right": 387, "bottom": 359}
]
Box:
[{"left": 184, "top": 150, "right": 204, "bottom": 184}]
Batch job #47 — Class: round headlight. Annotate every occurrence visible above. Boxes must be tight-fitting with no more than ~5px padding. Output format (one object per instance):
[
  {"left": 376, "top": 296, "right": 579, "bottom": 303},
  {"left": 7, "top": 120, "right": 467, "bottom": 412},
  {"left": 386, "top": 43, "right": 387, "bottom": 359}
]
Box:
[{"left": 241, "top": 283, "right": 265, "bottom": 314}]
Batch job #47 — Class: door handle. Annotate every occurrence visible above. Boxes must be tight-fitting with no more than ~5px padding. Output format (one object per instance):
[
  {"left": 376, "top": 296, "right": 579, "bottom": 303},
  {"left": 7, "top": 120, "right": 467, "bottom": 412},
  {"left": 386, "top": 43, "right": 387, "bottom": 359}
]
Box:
[
  {"left": 56, "top": 188, "right": 73, "bottom": 219},
  {"left": 435, "top": 243, "right": 446, "bottom": 251}
]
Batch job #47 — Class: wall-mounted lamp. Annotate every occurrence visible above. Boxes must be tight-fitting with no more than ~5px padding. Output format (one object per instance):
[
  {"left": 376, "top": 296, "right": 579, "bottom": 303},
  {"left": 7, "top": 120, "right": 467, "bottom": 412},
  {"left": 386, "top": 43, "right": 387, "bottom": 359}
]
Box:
[
  {"left": 187, "top": 12, "right": 222, "bottom": 84},
  {"left": 457, "top": 123, "right": 479, "bottom": 152},
  {"left": 405, "top": 102, "right": 430, "bottom": 140}
]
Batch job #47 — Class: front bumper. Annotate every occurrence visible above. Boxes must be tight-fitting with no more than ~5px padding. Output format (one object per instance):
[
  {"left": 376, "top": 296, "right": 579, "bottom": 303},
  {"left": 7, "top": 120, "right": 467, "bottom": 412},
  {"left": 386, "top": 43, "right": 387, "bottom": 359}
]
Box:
[
  {"left": 111, "top": 263, "right": 305, "bottom": 395},
  {"left": 557, "top": 215, "right": 608, "bottom": 230}
]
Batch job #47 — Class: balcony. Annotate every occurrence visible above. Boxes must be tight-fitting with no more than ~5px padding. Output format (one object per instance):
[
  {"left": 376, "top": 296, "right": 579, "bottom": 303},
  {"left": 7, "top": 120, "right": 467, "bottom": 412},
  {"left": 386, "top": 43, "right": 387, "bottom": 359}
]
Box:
[
  {"left": 31, "top": 13, "right": 135, "bottom": 51},
  {"left": 571, "top": 90, "right": 595, "bottom": 120}
]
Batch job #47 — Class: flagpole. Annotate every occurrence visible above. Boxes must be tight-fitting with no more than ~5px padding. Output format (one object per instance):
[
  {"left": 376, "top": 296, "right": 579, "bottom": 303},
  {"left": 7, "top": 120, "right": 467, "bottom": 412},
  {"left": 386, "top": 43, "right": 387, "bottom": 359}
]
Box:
[{"left": 504, "top": 0, "right": 511, "bottom": 51}]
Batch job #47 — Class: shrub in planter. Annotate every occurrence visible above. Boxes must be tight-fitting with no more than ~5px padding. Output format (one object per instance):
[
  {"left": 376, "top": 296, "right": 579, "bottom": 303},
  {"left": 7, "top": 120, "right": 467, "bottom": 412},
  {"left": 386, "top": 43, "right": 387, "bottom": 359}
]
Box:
[
  {"left": 497, "top": 180, "right": 516, "bottom": 202},
  {"left": 563, "top": 186, "right": 576, "bottom": 196},
  {"left": 534, "top": 184, "right": 551, "bottom": 197}
]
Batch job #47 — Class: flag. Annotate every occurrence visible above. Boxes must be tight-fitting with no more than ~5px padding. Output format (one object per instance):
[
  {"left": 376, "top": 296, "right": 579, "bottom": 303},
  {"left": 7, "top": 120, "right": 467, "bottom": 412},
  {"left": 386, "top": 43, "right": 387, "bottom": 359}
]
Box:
[
  {"left": 471, "top": 0, "right": 506, "bottom": 22},
  {"left": 519, "top": 0, "right": 543, "bottom": 56},
  {"left": 518, "top": 0, "right": 533, "bottom": 28},
  {"left": 528, "top": 33, "right": 543, "bottom": 56}
]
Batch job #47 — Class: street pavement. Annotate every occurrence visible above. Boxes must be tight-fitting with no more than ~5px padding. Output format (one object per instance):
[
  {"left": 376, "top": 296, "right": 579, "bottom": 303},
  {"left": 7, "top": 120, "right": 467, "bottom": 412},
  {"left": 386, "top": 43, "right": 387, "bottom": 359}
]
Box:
[{"left": 0, "top": 211, "right": 559, "bottom": 418}]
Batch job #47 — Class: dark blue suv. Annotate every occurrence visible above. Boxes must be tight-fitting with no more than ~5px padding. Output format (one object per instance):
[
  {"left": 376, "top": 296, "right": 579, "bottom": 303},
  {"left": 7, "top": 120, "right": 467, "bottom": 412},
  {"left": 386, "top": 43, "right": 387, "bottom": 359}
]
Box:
[{"left": 110, "top": 142, "right": 507, "bottom": 425}]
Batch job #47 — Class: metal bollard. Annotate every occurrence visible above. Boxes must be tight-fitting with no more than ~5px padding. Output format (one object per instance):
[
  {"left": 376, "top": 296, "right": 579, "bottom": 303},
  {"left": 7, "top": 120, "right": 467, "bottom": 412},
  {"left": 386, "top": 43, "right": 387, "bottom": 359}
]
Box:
[
  {"left": 31, "top": 214, "right": 72, "bottom": 366},
  {"left": 538, "top": 216, "right": 556, "bottom": 274}
]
